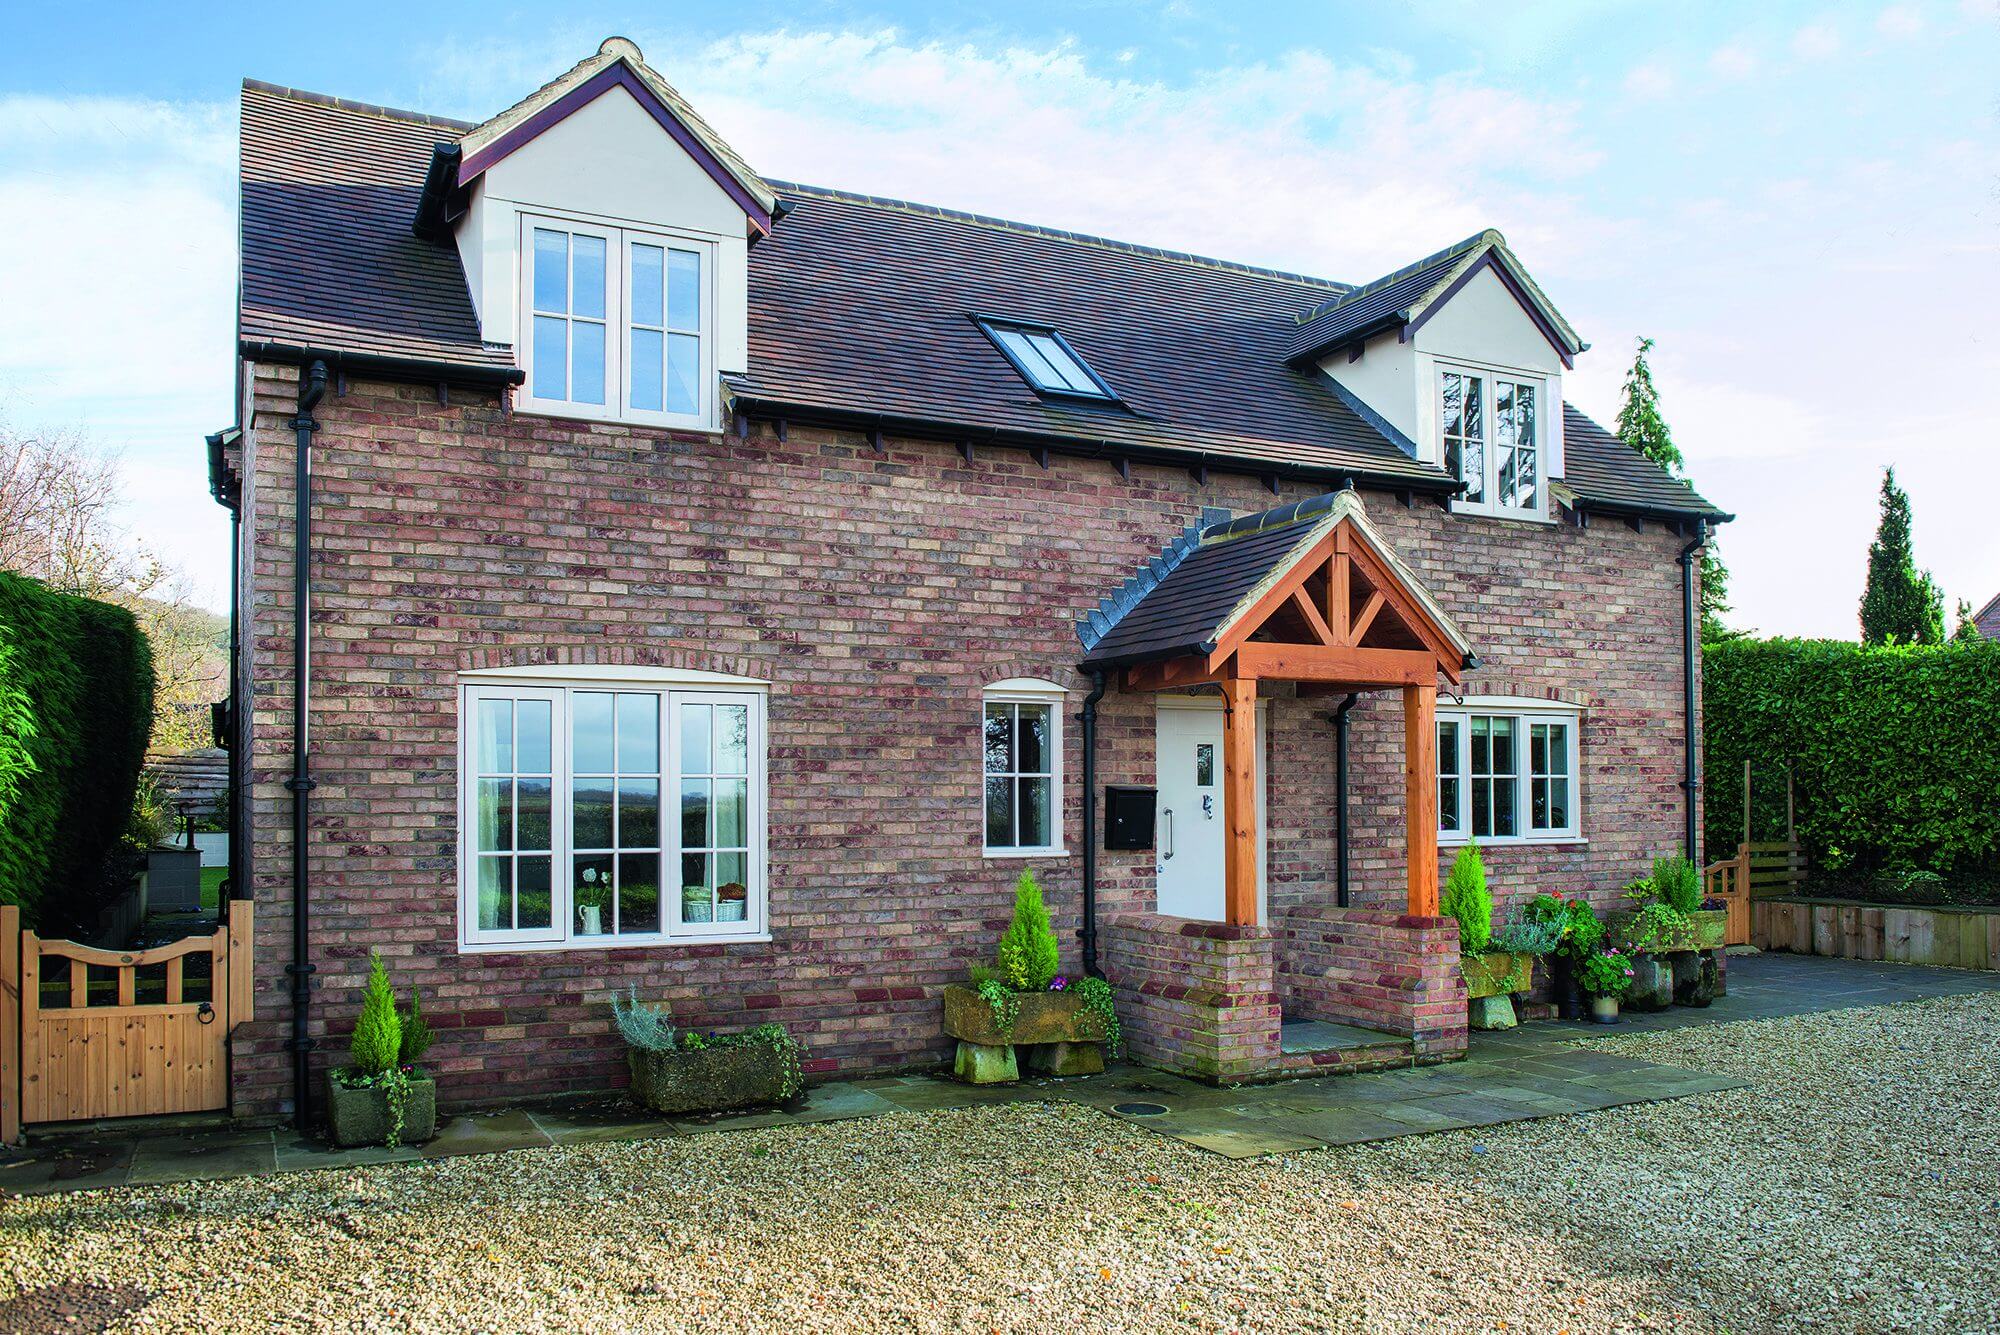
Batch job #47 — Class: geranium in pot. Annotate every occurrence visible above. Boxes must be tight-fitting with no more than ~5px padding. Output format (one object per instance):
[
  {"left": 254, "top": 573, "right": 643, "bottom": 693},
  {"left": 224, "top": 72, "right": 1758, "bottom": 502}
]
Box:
[
  {"left": 1523, "top": 892, "right": 1604, "bottom": 1022},
  {"left": 1576, "top": 947, "right": 1636, "bottom": 1024},
  {"left": 325, "top": 951, "right": 436, "bottom": 1148},
  {"left": 941, "top": 871, "right": 1119, "bottom": 1083}
]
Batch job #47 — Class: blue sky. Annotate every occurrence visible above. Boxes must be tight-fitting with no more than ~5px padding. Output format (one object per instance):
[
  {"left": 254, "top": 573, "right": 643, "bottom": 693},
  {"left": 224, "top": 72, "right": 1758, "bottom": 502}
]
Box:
[{"left": 1, "top": 1, "right": 1995, "bottom": 635}]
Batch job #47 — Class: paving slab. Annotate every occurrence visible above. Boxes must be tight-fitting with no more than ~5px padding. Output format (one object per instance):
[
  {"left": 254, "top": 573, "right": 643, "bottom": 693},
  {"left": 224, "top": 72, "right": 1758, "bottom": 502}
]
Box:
[
  {"left": 419, "top": 1110, "right": 550, "bottom": 1159},
  {"left": 273, "top": 1137, "right": 423, "bottom": 1172},
  {"left": 0, "top": 1139, "right": 137, "bottom": 1195},
  {"left": 128, "top": 1130, "right": 275, "bottom": 1186}
]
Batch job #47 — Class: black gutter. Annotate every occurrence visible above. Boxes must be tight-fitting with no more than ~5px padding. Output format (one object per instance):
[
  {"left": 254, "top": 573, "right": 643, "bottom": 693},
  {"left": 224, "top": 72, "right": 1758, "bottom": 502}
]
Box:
[
  {"left": 287, "top": 360, "right": 329, "bottom": 1130},
  {"left": 205, "top": 431, "right": 244, "bottom": 921},
  {"left": 1677, "top": 520, "right": 1709, "bottom": 863},
  {"left": 240, "top": 340, "right": 524, "bottom": 391},
  {"left": 1568, "top": 495, "right": 1736, "bottom": 527},
  {"left": 724, "top": 394, "right": 1462, "bottom": 502},
  {"left": 1078, "top": 670, "right": 1108, "bottom": 979},
  {"left": 1331, "top": 693, "right": 1360, "bottom": 907}
]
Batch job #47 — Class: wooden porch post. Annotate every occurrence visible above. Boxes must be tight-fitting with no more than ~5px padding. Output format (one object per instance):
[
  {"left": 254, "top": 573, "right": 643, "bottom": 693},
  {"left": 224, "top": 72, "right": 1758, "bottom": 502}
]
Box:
[
  {"left": 1402, "top": 684, "right": 1439, "bottom": 916},
  {"left": 1221, "top": 673, "right": 1259, "bottom": 927}
]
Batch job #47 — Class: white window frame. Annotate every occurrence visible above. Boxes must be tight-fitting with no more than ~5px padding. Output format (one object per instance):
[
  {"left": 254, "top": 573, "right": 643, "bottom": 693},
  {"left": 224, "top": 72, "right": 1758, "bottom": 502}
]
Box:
[
  {"left": 1436, "top": 360, "right": 1550, "bottom": 522},
  {"left": 516, "top": 210, "right": 718, "bottom": 432},
  {"left": 456, "top": 672, "right": 768, "bottom": 952},
  {"left": 982, "top": 678, "right": 1068, "bottom": 858},
  {"left": 1437, "top": 696, "right": 1581, "bottom": 846}
]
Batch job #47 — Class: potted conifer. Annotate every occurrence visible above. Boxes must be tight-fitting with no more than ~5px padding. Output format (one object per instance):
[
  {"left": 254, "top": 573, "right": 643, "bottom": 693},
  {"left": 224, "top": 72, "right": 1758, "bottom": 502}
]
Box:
[
  {"left": 324, "top": 951, "right": 436, "bottom": 1148},
  {"left": 1443, "top": 847, "right": 1536, "bottom": 1029},
  {"left": 941, "top": 871, "right": 1118, "bottom": 1082}
]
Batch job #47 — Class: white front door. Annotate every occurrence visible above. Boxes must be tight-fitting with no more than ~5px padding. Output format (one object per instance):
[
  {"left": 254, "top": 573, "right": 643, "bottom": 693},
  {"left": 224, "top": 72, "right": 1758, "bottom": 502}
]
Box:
[{"left": 1155, "top": 700, "right": 1266, "bottom": 922}]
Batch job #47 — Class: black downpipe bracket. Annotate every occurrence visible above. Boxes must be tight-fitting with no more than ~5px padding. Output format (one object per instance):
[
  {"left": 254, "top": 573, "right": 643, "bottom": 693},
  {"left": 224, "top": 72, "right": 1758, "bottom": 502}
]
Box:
[
  {"left": 1078, "top": 670, "right": 1108, "bottom": 978},
  {"left": 1677, "top": 520, "right": 1709, "bottom": 863},
  {"left": 286, "top": 361, "right": 329, "bottom": 1129},
  {"left": 1331, "top": 693, "right": 1361, "bottom": 907}
]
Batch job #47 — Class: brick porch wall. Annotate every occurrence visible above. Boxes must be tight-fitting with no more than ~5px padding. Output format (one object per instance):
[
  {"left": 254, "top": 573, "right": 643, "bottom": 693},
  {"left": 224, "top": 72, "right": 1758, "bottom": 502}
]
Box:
[
  {"left": 1275, "top": 906, "right": 1469, "bottom": 1059},
  {"left": 1098, "top": 913, "right": 1281, "bottom": 1082},
  {"left": 228, "top": 362, "right": 1701, "bottom": 1119}
]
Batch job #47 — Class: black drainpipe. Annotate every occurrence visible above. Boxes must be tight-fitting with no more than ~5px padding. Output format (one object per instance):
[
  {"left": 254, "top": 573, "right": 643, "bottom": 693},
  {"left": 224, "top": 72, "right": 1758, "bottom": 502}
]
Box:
[
  {"left": 225, "top": 499, "right": 243, "bottom": 914},
  {"left": 1331, "top": 693, "right": 1360, "bottom": 907},
  {"left": 1078, "top": 670, "right": 1108, "bottom": 978},
  {"left": 287, "top": 360, "right": 329, "bottom": 1129},
  {"left": 1677, "top": 520, "right": 1709, "bottom": 863}
]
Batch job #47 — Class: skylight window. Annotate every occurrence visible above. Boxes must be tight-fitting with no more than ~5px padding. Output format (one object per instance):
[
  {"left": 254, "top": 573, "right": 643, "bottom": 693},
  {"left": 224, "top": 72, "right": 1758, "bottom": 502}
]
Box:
[{"left": 975, "top": 318, "right": 1117, "bottom": 402}]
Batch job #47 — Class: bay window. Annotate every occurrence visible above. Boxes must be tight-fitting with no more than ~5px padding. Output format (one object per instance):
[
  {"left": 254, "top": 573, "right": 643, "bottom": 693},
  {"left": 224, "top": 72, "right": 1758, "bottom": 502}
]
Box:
[
  {"left": 1439, "top": 365, "right": 1543, "bottom": 519},
  {"left": 519, "top": 214, "right": 714, "bottom": 430},
  {"left": 460, "top": 674, "right": 766, "bottom": 950},
  {"left": 1437, "top": 699, "right": 1579, "bottom": 843},
  {"left": 983, "top": 679, "right": 1067, "bottom": 856}
]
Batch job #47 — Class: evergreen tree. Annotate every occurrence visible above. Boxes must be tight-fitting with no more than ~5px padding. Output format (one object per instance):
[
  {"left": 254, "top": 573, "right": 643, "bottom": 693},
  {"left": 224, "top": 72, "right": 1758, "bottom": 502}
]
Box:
[
  {"left": 1614, "top": 336, "right": 1738, "bottom": 639},
  {"left": 1614, "top": 337, "right": 1684, "bottom": 475},
  {"left": 1953, "top": 599, "right": 1981, "bottom": 643},
  {"left": 1859, "top": 467, "right": 1945, "bottom": 644}
]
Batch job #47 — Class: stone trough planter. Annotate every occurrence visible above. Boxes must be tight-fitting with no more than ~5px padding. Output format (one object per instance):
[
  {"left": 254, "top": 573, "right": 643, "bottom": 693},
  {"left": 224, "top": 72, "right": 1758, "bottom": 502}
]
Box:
[
  {"left": 1461, "top": 950, "right": 1536, "bottom": 1030},
  {"left": 1688, "top": 908, "right": 1729, "bottom": 952},
  {"left": 324, "top": 1070, "right": 437, "bottom": 1148},
  {"left": 941, "top": 985, "right": 1107, "bottom": 1084},
  {"left": 627, "top": 1041, "right": 800, "bottom": 1117}
]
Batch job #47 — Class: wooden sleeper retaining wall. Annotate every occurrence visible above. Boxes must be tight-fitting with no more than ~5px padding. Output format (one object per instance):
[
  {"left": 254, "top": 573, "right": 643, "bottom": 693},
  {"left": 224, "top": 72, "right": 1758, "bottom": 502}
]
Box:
[{"left": 1752, "top": 897, "right": 2000, "bottom": 971}]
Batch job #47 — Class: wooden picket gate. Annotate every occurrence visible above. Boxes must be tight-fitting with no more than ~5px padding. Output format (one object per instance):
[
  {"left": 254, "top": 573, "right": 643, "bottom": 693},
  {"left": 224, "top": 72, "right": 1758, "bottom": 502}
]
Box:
[{"left": 0, "top": 901, "right": 252, "bottom": 1142}]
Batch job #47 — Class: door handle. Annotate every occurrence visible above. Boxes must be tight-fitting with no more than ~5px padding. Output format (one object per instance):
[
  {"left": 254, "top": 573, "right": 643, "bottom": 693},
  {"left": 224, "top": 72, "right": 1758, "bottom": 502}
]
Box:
[{"left": 1162, "top": 809, "right": 1173, "bottom": 860}]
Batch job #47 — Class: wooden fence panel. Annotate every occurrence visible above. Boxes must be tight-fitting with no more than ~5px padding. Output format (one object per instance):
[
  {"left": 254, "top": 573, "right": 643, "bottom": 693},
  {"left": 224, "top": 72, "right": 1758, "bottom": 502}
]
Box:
[{"left": 1, "top": 905, "right": 17, "bottom": 1145}]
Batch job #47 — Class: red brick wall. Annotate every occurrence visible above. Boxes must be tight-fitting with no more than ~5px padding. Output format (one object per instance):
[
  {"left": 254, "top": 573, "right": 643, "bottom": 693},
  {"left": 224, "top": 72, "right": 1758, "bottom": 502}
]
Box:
[
  {"left": 1098, "top": 913, "right": 1281, "bottom": 1081},
  {"left": 1275, "top": 906, "right": 1468, "bottom": 1057},
  {"left": 231, "top": 362, "right": 1700, "bottom": 1117}
]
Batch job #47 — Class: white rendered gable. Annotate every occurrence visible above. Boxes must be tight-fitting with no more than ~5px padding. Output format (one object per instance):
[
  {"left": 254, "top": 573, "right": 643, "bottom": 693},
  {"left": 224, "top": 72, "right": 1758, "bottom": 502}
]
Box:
[{"left": 455, "top": 83, "right": 751, "bottom": 373}]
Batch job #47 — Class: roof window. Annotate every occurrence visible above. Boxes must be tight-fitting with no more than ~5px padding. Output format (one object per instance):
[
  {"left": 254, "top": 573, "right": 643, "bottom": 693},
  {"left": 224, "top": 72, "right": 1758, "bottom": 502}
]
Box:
[{"left": 975, "top": 318, "right": 1117, "bottom": 402}]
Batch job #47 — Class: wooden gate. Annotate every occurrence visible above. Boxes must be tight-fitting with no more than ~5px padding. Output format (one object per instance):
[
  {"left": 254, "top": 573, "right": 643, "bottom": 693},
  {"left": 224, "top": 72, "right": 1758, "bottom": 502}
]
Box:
[{"left": 1, "top": 901, "right": 252, "bottom": 1140}]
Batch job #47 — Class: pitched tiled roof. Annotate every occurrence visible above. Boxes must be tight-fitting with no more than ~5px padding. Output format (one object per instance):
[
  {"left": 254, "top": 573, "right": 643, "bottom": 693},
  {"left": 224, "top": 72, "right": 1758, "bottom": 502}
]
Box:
[
  {"left": 734, "top": 185, "right": 1446, "bottom": 487},
  {"left": 1079, "top": 491, "right": 1471, "bottom": 668},
  {"left": 239, "top": 81, "right": 515, "bottom": 375},
  {"left": 1559, "top": 406, "right": 1729, "bottom": 521},
  {"left": 232, "top": 75, "right": 1723, "bottom": 520}
]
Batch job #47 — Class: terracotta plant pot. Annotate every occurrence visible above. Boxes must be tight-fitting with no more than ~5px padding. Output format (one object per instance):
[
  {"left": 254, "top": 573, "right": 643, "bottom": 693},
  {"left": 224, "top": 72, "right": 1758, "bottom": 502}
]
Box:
[
  {"left": 324, "top": 1070, "right": 436, "bottom": 1148},
  {"left": 941, "top": 985, "right": 1106, "bottom": 1046}
]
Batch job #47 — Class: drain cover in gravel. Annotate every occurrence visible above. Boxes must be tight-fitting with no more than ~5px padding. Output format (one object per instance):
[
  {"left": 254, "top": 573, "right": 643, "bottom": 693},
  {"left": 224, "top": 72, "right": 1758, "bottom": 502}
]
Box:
[{"left": 1113, "top": 1102, "right": 1169, "bottom": 1116}]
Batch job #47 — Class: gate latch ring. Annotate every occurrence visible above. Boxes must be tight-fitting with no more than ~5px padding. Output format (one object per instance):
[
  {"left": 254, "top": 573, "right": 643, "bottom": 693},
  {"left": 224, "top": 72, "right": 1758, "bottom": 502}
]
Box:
[{"left": 197, "top": 1001, "right": 216, "bottom": 1025}]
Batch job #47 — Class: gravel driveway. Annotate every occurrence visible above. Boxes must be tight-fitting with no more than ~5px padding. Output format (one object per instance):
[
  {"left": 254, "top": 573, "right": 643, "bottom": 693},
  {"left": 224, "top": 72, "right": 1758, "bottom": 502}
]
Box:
[{"left": 3, "top": 990, "right": 1994, "bottom": 1333}]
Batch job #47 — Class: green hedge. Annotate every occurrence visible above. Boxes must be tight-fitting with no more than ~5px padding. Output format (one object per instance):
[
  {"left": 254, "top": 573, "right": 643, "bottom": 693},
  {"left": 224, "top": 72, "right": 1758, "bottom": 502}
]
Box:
[
  {"left": 0, "top": 571, "right": 155, "bottom": 928},
  {"left": 1704, "top": 637, "right": 2000, "bottom": 876}
]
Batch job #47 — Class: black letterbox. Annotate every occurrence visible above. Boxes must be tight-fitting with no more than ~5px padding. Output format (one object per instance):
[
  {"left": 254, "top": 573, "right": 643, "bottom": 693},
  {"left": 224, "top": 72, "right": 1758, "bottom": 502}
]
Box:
[{"left": 1103, "top": 786, "right": 1156, "bottom": 851}]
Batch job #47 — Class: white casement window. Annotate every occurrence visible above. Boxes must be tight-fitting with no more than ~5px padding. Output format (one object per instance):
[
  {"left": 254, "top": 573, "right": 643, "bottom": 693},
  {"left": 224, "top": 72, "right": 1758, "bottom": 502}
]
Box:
[
  {"left": 1439, "top": 365, "right": 1544, "bottom": 519},
  {"left": 1437, "top": 698, "right": 1580, "bottom": 844},
  {"left": 982, "top": 679, "right": 1067, "bottom": 857},
  {"left": 459, "top": 677, "right": 766, "bottom": 950},
  {"left": 518, "top": 213, "right": 714, "bottom": 430}
]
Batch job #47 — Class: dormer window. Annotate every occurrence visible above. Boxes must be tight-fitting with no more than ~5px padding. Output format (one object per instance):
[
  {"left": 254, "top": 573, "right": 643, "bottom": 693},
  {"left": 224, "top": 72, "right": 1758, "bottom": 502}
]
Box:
[
  {"left": 518, "top": 213, "right": 715, "bottom": 430},
  {"left": 1439, "top": 364, "right": 1543, "bottom": 519},
  {"left": 975, "top": 318, "right": 1118, "bottom": 403}
]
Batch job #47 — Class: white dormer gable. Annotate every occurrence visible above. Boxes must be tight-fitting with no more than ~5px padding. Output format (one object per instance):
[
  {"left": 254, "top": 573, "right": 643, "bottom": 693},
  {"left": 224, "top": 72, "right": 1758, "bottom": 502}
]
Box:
[
  {"left": 447, "top": 38, "right": 771, "bottom": 430},
  {"left": 1300, "top": 231, "right": 1585, "bottom": 522}
]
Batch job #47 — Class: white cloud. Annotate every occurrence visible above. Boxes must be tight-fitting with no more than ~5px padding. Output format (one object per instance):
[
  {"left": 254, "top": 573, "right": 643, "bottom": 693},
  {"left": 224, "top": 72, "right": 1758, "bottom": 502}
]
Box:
[
  {"left": 1708, "top": 43, "right": 1759, "bottom": 79},
  {"left": 0, "top": 95, "right": 238, "bottom": 607},
  {"left": 1876, "top": 5, "right": 1926, "bottom": 37},
  {"left": 1622, "top": 61, "right": 1676, "bottom": 99},
  {"left": 1792, "top": 22, "right": 1843, "bottom": 60}
]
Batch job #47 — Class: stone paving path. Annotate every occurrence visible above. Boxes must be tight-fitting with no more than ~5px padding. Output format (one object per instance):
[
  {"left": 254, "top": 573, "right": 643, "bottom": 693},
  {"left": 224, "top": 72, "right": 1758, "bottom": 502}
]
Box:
[{"left": 5, "top": 952, "right": 1997, "bottom": 1193}]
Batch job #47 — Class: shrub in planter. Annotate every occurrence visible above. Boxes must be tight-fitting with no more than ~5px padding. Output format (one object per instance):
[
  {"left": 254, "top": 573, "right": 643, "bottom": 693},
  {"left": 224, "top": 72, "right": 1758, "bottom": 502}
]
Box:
[
  {"left": 1576, "top": 947, "right": 1636, "bottom": 1023},
  {"left": 1523, "top": 892, "right": 1603, "bottom": 1021},
  {"left": 612, "top": 988, "right": 803, "bottom": 1116},
  {"left": 943, "top": 873, "right": 1120, "bottom": 1081},
  {"left": 325, "top": 952, "right": 436, "bottom": 1148}
]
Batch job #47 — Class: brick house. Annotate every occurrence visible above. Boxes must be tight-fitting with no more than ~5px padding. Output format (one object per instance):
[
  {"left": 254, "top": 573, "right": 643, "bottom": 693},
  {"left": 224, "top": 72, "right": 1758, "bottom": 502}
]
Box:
[{"left": 209, "top": 38, "right": 1729, "bottom": 1123}]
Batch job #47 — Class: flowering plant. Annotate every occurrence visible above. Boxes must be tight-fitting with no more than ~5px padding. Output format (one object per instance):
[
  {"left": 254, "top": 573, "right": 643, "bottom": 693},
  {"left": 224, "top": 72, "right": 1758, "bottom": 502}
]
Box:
[
  {"left": 1576, "top": 947, "right": 1637, "bottom": 998},
  {"left": 1049, "top": 975, "right": 1069, "bottom": 991}
]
